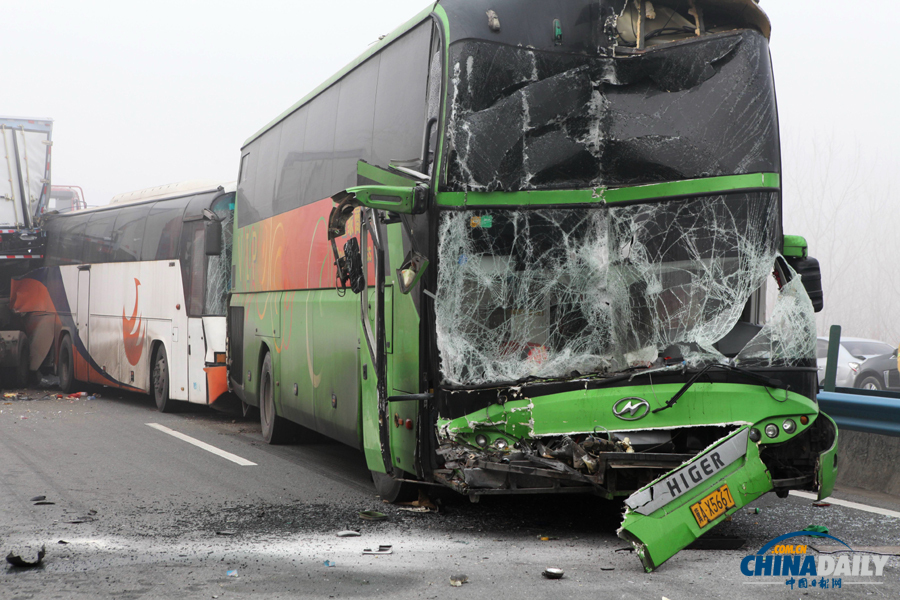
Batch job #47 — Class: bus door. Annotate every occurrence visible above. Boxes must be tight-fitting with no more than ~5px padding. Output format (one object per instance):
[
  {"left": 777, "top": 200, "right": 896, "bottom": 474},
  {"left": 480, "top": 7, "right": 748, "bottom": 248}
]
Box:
[
  {"left": 75, "top": 265, "right": 90, "bottom": 380},
  {"left": 187, "top": 318, "right": 206, "bottom": 402}
]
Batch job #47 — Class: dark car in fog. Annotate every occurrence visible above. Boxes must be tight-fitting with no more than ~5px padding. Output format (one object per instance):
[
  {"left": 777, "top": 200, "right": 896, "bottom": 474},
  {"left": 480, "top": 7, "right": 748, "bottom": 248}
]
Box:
[{"left": 854, "top": 347, "right": 900, "bottom": 391}]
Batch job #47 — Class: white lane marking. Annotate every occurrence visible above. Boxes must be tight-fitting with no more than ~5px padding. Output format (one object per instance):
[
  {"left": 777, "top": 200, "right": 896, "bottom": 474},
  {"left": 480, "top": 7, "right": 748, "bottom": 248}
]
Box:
[
  {"left": 790, "top": 490, "right": 900, "bottom": 519},
  {"left": 146, "top": 423, "right": 257, "bottom": 466}
]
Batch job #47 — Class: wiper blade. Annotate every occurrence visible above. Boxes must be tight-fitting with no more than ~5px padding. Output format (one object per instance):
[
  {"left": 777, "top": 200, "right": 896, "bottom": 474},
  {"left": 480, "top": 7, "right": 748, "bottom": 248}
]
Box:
[{"left": 652, "top": 363, "right": 785, "bottom": 414}]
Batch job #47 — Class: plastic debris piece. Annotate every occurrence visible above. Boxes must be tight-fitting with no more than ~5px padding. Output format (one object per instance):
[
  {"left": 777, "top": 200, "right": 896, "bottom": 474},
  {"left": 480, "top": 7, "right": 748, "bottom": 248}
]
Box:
[
  {"left": 216, "top": 530, "right": 236, "bottom": 536},
  {"left": 6, "top": 545, "right": 46, "bottom": 568},
  {"left": 29, "top": 495, "right": 46, "bottom": 502},
  {"left": 542, "top": 568, "right": 564, "bottom": 579},
  {"left": 803, "top": 525, "right": 829, "bottom": 534},
  {"left": 337, "top": 530, "right": 361, "bottom": 537},
  {"left": 66, "top": 392, "right": 88, "bottom": 399},
  {"left": 4, "top": 393, "right": 17, "bottom": 398},
  {"left": 362, "top": 545, "right": 393, "bottom": 555},
  {"left": 358, "top": 510, "right": 388, "bottom": 521},
  {"left": 226, "top": 569, "right": 238, "bottom": 577},
  {"left": 33, "top": 501, "right": 55, "bottom": 505},
  {"left": 57, "top": 540, "right": 68, "bottom": 545},
  {"left": 813, "top": 502, "right": 832, "bottom": 507},
  {"left": 323, "top": 560, "right": 336, "bottom": 567},
  {"left": 600, "top": 567, "right": 615, "bottom": 571},
  {"left": 398, "top": 505, "right": 436, "bottom": 514},
  {"left": 449, "top": 574, "right": 468, "bottom": 587}
]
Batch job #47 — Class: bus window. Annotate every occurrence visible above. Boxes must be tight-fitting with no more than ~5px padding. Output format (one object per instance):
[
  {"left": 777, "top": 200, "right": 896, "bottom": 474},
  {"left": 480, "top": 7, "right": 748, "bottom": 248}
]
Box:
[
  {"left": 299, "top": 84, "right": 339, "bottom": 206},
  {"left": 111, "top": 204, "right": 151, "bottom": 262},
  {"left": 372, "top": 21, "right": 431, "bottom": 170},
  {"left": 332, "top": 55, "right": 379, "bottom": 194},
  {"left": 273, "top": 108, "right": 307, "bottom": 214},
  {"left": 180, "top": 221, "right": 206, "bottom": 316},
  {"left": 45, "top": 213, "right": 90, "bottom": 266},
  {"left": 142, "top": 200, "right": 186, "bottom": 260},
  {"left": 82, "top": 212, "right": 117, "bottom": 263}
]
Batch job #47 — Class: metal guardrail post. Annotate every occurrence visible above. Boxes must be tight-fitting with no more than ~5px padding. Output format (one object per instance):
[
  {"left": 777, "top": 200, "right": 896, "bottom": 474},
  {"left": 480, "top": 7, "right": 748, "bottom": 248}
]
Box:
[{"left": 823, "top": 324, "right": 840, "bottom": 392}]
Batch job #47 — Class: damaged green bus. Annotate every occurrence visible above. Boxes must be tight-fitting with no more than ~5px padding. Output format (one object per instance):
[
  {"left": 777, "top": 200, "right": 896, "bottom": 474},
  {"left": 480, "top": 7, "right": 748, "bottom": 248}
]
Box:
[{"left": 230, "top": 0, "right": 838, "bottom": 571}]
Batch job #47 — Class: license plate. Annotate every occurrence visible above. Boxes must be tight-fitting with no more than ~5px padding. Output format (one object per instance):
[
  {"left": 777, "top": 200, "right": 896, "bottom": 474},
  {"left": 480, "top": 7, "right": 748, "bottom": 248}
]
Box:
[{"left": 690, "top": 484, "right": 736, "bottom": 528}]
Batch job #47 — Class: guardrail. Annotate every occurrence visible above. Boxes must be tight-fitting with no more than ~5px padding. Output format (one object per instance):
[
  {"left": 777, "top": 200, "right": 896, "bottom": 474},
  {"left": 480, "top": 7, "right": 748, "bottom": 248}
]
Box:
[
  {"left": 818, "top": 324, "right": 900, "bottom": 437},
  {"left": 818, "top": 389, "right": 900, "bottom": 437}
]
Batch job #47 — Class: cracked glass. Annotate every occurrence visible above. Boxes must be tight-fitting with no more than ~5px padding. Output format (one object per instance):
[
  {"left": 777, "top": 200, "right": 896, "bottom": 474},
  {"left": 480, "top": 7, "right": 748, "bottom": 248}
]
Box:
[
  {"left": 443, "top": 29, "right": 778, "bottom": 192},
  {"left": 435, "top": 192, "right": 815, "bottom": 387}
]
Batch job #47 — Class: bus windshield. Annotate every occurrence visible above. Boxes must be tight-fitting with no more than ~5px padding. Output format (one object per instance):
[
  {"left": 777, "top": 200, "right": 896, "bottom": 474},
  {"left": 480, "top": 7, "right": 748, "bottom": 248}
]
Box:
[
  {"left": 444, "top": 30, "right": 778, "bottom": 192},
  {"left": 435, "top": 192, "right": 816, "bottom": 386}
]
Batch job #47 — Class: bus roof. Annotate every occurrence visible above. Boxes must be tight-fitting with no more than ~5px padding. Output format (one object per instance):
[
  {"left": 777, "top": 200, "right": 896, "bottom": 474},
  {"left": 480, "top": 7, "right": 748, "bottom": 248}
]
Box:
[{"left": 109, "top": 180, "right": 235, "bottom": 206}]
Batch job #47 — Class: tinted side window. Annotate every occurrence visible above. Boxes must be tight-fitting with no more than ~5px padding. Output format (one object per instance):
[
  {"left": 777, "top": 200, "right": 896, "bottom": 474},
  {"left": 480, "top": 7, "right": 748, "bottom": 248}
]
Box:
[
  {"left": 273, "top": 108, "right": 308, "bottom": 214},
  {"left": 82, "top": 212, "right": 118, "bottom": 263},
  {"left": 816, "top": 339, "right": 829, "bottom": 360},
  {"left": 253, "top": 123, "right": 281, "bottom": 224},
  {"left": 236, "top": 150, "right": 258, "bottom": 228},
  {"left": 299, "top": 83, "right": 340, "bottom": 206},
  {"left": 372, "top": 22, "right": 432, "bottom": 170},
  {"left": 179, "top": 221, "right": 206, "bottom": 316},
  {"left": 46, "top": 213, "right": 90, "bottom": 265},
  {"left": 332, "top": 56, "right": 380, "bottom": 193},
  {"left": 111, "top": 204, "right": 151, "bottom": 262},
  {"left": 141, "top": 201, "right": 186, "bottom": 260}
]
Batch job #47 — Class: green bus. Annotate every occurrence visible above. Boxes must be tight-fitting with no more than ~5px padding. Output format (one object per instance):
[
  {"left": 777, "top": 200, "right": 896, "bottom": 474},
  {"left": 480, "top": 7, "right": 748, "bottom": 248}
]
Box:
[{"left": 229, "top": 0, "right": 837, "bottom": 571}]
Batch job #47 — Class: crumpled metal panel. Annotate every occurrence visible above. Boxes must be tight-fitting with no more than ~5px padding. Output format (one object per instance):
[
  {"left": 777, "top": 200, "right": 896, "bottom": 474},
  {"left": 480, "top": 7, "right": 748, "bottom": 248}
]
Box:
[{"left": 444, "top": 30, "right": 778, "bottom": 192}]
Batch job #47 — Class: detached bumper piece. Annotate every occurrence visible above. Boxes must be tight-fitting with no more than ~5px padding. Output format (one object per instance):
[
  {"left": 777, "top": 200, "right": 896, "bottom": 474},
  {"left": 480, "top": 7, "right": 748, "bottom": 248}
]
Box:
[{"left": 618, "top": 416, "right": 839, "bottom": 572}]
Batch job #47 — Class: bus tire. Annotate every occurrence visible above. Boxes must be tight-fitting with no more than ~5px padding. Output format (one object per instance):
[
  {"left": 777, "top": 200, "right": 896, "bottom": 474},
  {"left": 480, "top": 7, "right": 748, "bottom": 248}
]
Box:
[
  {"left": 153, "top": 345, "right": 176, "bottom": 413},
  {"left": 259, "top": 352, "right": 289, "bottom": 444},
  {"left": 5, "top": 337, "right": 30, "bottom": 389},
  {"left": 371, "top": 469, "right": 418, "bottom": 503},
  {"left": 58, "top": 335, "right": 75, "bottom": 393}
]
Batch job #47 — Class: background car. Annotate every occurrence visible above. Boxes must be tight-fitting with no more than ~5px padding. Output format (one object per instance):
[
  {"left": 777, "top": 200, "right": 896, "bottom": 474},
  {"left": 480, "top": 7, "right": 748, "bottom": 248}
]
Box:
[
  {"left": 853, "top": 348, "right": 900, "bottom": 391},
  {"left": 815, "top": 336, "right": 895, "bottom": 388}
]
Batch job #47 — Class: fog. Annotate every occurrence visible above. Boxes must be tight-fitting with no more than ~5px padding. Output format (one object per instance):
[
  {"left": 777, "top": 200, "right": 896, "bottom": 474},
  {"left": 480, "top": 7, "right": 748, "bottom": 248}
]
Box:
[{"left": 3, "top": 0, "right": 897, "bottom": 344}]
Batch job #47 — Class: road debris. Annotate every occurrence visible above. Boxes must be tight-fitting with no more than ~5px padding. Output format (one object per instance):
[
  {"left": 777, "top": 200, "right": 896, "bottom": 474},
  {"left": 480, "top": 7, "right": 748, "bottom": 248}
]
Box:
[
  {"left": 803, "top": 525, "right": 829, "bottom": 534},
  {"left": 362, "top": 545, "right": 392, "bottom": 555},
  {"left": 358, "top": 510, "right": 387, "bottom": 521},
  {"left": 449, "top": 574, "right": 468, "bottom": 587},
  {"left": 34, "top": 501, "right": 55, "bottom": 506},
  {"left": 215, "top": 530, "right": 237, "bottom": 536},
  {"left": 29, "top": 495, "right": 46, "bottom": 502},
  {"left": 323, "top": 560, "right": 336, "bottom": 567},
  {"left": 226, "top": 569, "right": 238, "bottom": 577},
  {"left": 336, "top": 530, "right": 361, "bottom": 537},
  {"left": 813, "top": 502, "right": 832, "bottom": 507},
  {"left": 398, "top": 505, "right": 437, "bottom": 514},
  {"left": 542, "top": 567, "right": 564, "bottom": 579},
  {"left": 6, "top": 545, "right": 45, "bottom": 568}
]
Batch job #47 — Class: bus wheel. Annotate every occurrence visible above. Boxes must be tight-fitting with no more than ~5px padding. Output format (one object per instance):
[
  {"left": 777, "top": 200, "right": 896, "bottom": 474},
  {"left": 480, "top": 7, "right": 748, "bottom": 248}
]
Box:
[
  {"left": 153, "top": 346, "right": 175, "bottom": 413},
  {"left": 371, "top": 469, "right": 417, "bottom": 503},
  {"left": 58, "top": 335, "right": 75, "bottom": 393},
  {"left": 259, "top": 353, "right": 289, "bottom": 444},
  {"left": 8, "top": 337, "right": 30, "bottom": 388}
]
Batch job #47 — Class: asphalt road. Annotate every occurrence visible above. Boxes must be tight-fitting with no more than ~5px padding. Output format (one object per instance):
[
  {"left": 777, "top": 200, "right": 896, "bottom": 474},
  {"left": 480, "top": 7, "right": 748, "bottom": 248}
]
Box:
[{"left": 1, "top": 387, "right": 898, "bottom": 599}]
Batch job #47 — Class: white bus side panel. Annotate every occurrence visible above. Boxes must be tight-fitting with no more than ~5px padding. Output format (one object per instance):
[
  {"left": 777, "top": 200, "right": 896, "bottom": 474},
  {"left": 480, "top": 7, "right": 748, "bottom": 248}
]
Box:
[{"left": 85, "top": 261, "right": 189, "bottom": 399}]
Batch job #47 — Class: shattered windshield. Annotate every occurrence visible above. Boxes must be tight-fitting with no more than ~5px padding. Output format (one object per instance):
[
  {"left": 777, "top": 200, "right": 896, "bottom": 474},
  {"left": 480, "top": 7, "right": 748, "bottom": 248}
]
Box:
[
  {"left": 435, "top": 192, "right": 815, "bottom": 387},
  {"left": 444, "top": 30, "right": 778, "bottom": 192}
]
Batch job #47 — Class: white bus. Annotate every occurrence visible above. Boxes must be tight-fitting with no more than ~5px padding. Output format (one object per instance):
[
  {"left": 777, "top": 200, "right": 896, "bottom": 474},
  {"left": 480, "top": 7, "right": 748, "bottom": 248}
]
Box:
[{"left": 12, "top": 181, "right": 234, "bottom": 411}]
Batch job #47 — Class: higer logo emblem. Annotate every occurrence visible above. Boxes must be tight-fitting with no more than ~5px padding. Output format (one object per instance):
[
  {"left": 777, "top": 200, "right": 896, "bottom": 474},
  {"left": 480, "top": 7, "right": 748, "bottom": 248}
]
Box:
[
  {"left": 613, "top": 397, "right": 651, "bottom": 421},
  {"left": 122, "top": 278, "right": 144, "bottom": 366}
]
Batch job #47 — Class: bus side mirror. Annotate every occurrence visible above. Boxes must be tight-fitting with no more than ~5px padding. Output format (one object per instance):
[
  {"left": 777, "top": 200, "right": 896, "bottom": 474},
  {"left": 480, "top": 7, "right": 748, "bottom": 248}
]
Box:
[
  {"left": 205, "top": 219, "right": 222, "bottom": 256},
  {"left": 783, "top": 235, "right": 823, "bottom": 312},
  {"left": 396, "top": 250, "right": 429, "bottom": 294}
]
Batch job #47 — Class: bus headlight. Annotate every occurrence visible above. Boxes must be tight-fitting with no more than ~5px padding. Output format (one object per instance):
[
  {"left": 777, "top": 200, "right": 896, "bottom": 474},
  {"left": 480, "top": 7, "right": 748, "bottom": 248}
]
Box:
[
  {"left": 748, "top": 428, "right": 761, "bottom": 442},
  {"left": 494, "top": 438, "right": 509, "bottom": 450},
  {"left": 782, "top": 419, "right": 797, "bottom": 434},
  {"left": 764, "top": 424, "right": 779, "bottom": 439},
  {"left": 475, "top": 434, "right": 489, "bottom": 448}
]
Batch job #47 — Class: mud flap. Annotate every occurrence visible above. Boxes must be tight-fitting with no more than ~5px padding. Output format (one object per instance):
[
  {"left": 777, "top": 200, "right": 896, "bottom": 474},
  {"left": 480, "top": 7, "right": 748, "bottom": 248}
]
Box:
[
  {"left": 618, "top": 427, "right": 772, "bottom": 572},
  {"left": 815, "top": 413, "right": 839, "bottom": 500}
]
